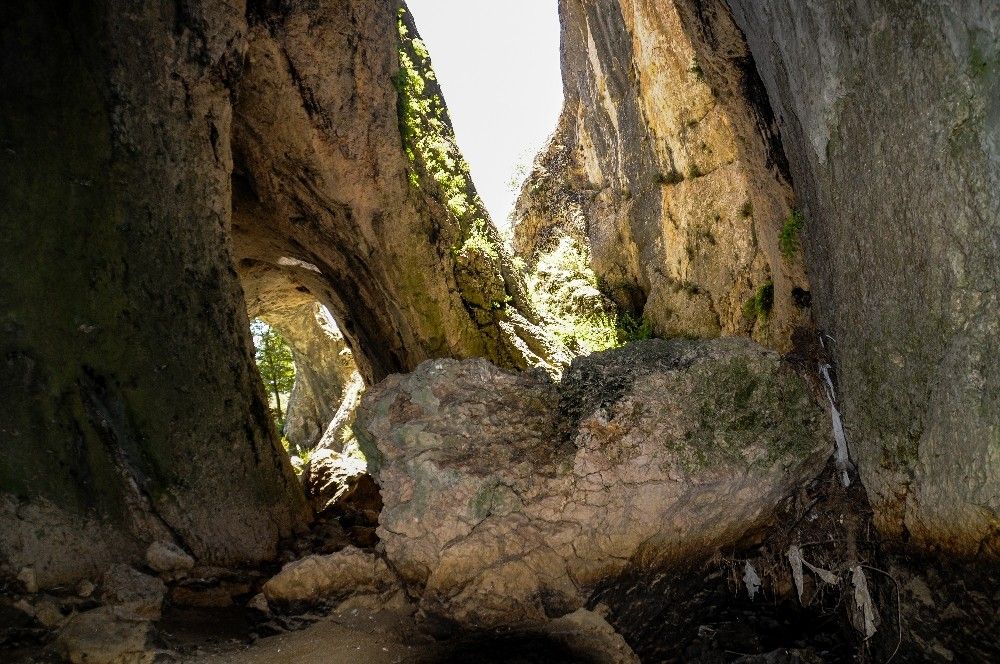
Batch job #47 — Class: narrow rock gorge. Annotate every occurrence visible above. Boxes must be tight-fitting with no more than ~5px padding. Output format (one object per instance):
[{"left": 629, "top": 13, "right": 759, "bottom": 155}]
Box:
[{"left": 1, "top": 0, "right": 996, "bottom": 662}]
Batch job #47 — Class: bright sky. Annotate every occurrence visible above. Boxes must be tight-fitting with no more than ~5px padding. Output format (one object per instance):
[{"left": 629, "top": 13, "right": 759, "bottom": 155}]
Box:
[{"left": 405, "top": 0, "right": 563, "bottom": 228}]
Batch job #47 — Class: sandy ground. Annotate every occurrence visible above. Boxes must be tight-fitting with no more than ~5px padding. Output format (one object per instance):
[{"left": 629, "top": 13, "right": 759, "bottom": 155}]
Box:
[{"left": 185, "top": 598, "right": 445, "bottom": 664}]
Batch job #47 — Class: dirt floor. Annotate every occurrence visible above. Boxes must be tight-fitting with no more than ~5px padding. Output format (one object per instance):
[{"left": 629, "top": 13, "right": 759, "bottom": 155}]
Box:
[{"left": 189, "top": 602, "right": 442, "bottom": 664}]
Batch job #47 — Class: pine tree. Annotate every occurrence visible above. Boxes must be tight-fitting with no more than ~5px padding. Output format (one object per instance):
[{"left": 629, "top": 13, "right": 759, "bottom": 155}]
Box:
[{"left": 250, "top": 320, "right": 296, "bottom": 428}]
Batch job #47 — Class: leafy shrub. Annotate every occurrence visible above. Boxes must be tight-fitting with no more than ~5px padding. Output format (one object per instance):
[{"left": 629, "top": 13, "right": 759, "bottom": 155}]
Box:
[
  {"left": 744, "top": 282, "right": 774, "bottom": 321},
  {"left": 779, "top": 210, "right": 805, "bottom": 259}
]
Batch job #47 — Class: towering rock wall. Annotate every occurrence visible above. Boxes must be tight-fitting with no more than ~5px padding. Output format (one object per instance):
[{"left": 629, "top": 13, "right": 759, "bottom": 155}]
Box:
[
  {"left": 0, "top": 0, "right": 564, "bottom": 588},
  {"left": 514, "top": 0, "right": 812, "bottom": 350},
  {"left": 725, "top": 0, "right": 999, "bottom": 557},
  {"left": 231, "top": 0, "right": 564, "bottom": 384},
  {"left": 0, "top": 0, "right": 309, "bottom": 587}
]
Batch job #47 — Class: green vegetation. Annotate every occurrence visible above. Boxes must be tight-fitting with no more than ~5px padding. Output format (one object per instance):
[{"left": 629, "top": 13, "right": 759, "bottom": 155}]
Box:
[
  {"left": 744, "top": 282, "right": 774, "bottom": 321},
  {"left": 524, "top": 238, "right": 656, "bottom": 355},
  {"left": 969, "top": 44, "right": 996, "bottom": 79},
  {"left": 658, "top": 170, "right": 684, "bottom": 185},
  {"left": 616, "top": 311, "right": 654, "bottom": 342},
  {"left": 251, "top": 319, "right": 295, "bottom": 430},
  {"left": 526, "top": 238, "right": 619, "bottom": 353},
  {"left": 393, "top": 7, "right": 496, "bottom": 262},
  {"left": 687, "top": 163, "right": 703, "bottom": 179},
  {"left": 688, "top": 57, "right": 704, "bottom": 80},
  {"left": 778, "top": 209, "right": 805, "bottom": 259}
]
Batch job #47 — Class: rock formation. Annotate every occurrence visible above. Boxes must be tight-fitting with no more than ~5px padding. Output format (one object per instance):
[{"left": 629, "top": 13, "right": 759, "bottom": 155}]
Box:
[
  {"left": 724, "top": 0, "right": 999, "bottom": 558},
  {"left": 230, "top": 0, "right": 565, "bottom": 384},
  {"left": 0, "top": 0, "right": 563, "bottom": 591},
  {"left": 513, "top": 0, "right": 812, "bottom": 351},
  {"left": 356, "top": 338, "right": 829, "bottom": 629},
  {"left": 0, "top": 0, "right": 310, "bottom": 589},
  {"left": 1, "top": 0, "right": 997, "bottom": 660}
]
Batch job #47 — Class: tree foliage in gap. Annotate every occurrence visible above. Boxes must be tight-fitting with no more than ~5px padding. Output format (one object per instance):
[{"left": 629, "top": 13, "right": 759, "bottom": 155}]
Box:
[{"left": 251, "top": 319, "right": 295, "bottom": 431}]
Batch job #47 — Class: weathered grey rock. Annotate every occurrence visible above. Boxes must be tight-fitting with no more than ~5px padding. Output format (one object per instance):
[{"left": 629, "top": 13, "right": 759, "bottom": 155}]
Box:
[
  {"left": 57, "top": 606, "right": 156, "bottom": 664},
  {"left": 31, "top": 597, "right": 67, "bottom": 629},
  {"left": 247, "top": 593, "right": 270, "bottom": 615},
  {"left": 145, "top": 541, "right": 194, "bottom": 575},
  {"left": 723, "top": 0, "right": 999, "bottom": 557},
  {"left": 99, "top": 564, "right": 165, "bottom": 621},
  {"left": 356, "top": 338, "right": 829, "bottom": 628},
  {"left": 262, "top": 547, "right": 395, "bottom": 606},
  {"left": 17, "top": 566, "right": 37, "bottom": 593},
  {"left": 513, "top": 0, "right": 812, "bottom": 350}
]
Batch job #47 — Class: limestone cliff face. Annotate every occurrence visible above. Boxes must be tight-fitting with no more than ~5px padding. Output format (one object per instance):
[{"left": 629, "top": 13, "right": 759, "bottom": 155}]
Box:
[
  {"left": 514, "top": 0, "right": 812, "bottom": 350},
  {"left": 0, "top": 0, "right": 563, "bottom": 587},
  {"left": 726, "top": 0, "right": 999, "bottom": 557},
  {"left": 240, "top": 260, "right": 358, "bottom": 451},
  {"left": 0, "top": 0, "right": 309, "bottom": 586},
  {"left": 231, "top": 0, "right": 564, "bottom": 385}
]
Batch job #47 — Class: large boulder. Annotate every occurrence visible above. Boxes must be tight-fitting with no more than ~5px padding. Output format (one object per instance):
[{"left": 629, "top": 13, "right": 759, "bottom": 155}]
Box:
[
  {"left": 262, "top": 547, "right": 395, "bottom": 607},
  {"left": 99, "top": 564, "right": 165, "bottom": 621},
  {"left": 56, "top": 606, "right": 156, "bottom": 664},
  {"left": 356, "top": 338, "right": 830, "bottom": 629}
]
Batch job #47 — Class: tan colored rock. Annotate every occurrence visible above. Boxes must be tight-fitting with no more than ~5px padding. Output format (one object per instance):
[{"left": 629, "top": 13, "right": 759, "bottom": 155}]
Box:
[
  {"left": 145, "top": 541, "right": 194, "bottom": 574},
  {"left": 231, "top": 0, "right": 565, "bottom": 385},
  {"left": 76, "top": 579, "right": 96, "bottom": 598},
  {"left": 357, "top": 338, "right": 829, "bottom": 628},
  {"left": 57, "top": 606, "right": 156, "bottom": 664},
  {"left": 544, "top": 609, "right": 640, "bottom": 664},
  {"left": 262, "top": 547, "right": 395, "bottom": 606},
  {"left": 99, "top": 564, "right": 165, "bottom": 621},
  {"left": 513, "top": 0, "right": 811, "bottom": 351},
  {"left": 17, "top": 566, "right": 37, "bottom": 593}
]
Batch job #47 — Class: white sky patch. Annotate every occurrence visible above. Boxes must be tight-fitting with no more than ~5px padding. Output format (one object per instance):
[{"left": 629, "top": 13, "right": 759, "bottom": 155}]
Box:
[{"left": 405, "top": 0, "right": 564, "bottom": 229}]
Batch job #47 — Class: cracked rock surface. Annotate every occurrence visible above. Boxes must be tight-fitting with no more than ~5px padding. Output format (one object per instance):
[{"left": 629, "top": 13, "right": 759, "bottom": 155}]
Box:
[{"left": 356, "top": 338, "right": 829, "bottom": 629}]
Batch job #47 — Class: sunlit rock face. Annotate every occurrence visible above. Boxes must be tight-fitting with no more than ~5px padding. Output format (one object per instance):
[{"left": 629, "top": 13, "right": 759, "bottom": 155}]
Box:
[
  {"left": 278, "top": 305, "right": 357, "bottom": 451},
  {"left": 231, "top": 0, "right": 565, "bottom": 385},
  {"left": 356, "top": 338, "right": 829, "bottom": 629},
  {"left": 513, "top": 0, "right": 812, "bottom": 351},
  {"left": 725, "top": 0, "right": 999, "bottom": 558}
]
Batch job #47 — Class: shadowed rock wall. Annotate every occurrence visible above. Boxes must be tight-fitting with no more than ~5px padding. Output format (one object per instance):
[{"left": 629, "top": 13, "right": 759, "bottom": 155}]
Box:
[
  {"left": 0, "top": 0, "right": 309, "bottom": 587},
  {"left": 725, "top": 0, "right": 999, "bottom": 558}
]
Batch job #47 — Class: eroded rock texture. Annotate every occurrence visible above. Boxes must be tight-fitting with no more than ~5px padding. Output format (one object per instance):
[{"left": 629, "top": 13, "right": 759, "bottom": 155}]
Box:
[
  {"left": 245, "top": 295, "right": 357, "bottom": 451},
  {"left": 1, "top": 0, "right": 568, "bottom": 590},
  {"left": 514, "top": 0, "right": 812, "bottom": 350},
  {"left": 231, "top": 0, "right": 564, "bottom": 385},
  {"left": 725, "top": 0, "right": 999, "bottom": 557},
  {"left": 0, "top": 0, "right": 308, "bottom": 587},
  {"left": 356, "top": 339, "right": 829, "bottom": 629}
]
